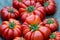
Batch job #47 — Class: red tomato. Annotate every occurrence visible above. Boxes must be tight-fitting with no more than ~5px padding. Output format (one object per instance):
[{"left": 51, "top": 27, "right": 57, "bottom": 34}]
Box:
[
  {"left": 19, "top": 0, "right": 46, "bottom": 22},
  {"left": 1, "top": 18, "right": 22, "bottom": 40},
  {"left": 1, "top": 6, "right": 19, "bottom": 20},
  {"left": 13, "top": 0, "right": 28, "bottom": 9},
  {"left": 48, "top": 31, "right": 60, "bottom": 40},
  {"left": 22, "top": 17, "right": 51, "bottom": 40},
  {"left": 43, "top": 0, "right": 56, "bottom": 14},
  {"left": 42, "top": 18, "right": 58, "bottom": 32}
]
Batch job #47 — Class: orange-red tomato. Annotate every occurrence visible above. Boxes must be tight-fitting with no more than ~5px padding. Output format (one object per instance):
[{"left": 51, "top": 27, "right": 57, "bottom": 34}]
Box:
[
  {"left": 25, "top": 14, "right": 41, "bottom": 24},
  {"left": 43, "top": 0, "right": 56, "bottom": 14},
  {"left": 48, "top": 32, "right": 60, "bottom": 40},
  {"left": 19, "top": 0, "right": 46, "bottom": 22},
  {"left": 1, "top": 6, "right": 19, "bottom": 20},
  {"left": 41, "top": 18, "right": 58, "bottom": 32},
  {"left": 1, "top": 18, "right": 22, "bottom": 40},
  {"left": 22, "top": 16, "right": 51, "bottom": 40}
]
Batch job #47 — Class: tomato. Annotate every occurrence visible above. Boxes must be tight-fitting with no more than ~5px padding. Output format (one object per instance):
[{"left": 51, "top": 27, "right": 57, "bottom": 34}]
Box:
[
  {"left": 25, "top": 14, "right": 41, "bottom": 24},
  {"left": 22, "top": 17, "right": 51, "bottom": 40},
  {"left": 42, "top": 18, "right": 58, "bottom": 32},
  {"left": 1, "top": 18, "right": 22, "bottom": 40},
  {"left": 13, "top": 37, "right": 25, "bottom": 40},
  {"left": 48, "top": 31, "right": 60, "bottom": 40},
  {"left": 13, "top": 0, "right": 27, "bottom": 9},
  {"left": 1, "top": 6, "right": 19, "bottom": 20},
  {"left": 19, "top": 0, "right": 46, "bottom": 22},
  {"left": 43, "top": 0, "right": 56, "bottom": 14}
]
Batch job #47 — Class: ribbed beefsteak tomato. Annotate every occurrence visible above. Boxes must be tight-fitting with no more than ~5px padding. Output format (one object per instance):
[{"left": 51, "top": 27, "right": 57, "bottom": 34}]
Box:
[
  {"left": 21, "top": 15, "right": 51, "bottom": 40},
  {"left": 41, "top": 18, "right": 58, "bottom": 32},
  {"left": 1, "top": 6, "right": 19, "bottom": 20},
  {"left": 1, "top": 18, "right": 22, "bottom": 40},
  {"left": 48, "top": 32, "right": 60, "bottom": 40},
  {"left": 43, "top": 0, "right": 56, "bottom": 14},
  {"left": 19, "top": 0, "right": 46, "bottom": 22}
]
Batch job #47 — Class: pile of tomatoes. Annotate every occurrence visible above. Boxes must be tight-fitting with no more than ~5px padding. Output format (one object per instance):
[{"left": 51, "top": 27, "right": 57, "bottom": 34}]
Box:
[{"left": 0, "top": 0, "right": 60, "bottom": 40}]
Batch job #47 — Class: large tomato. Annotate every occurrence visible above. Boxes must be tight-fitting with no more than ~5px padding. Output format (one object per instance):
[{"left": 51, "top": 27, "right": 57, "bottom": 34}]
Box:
[
  {"left": 22, "top": 16, "right": 51, "bottom": 40},
  {"left": 48, "top": 31, "right": 60, "bottom": 40},
  {"left": 1, "top": 18, "right": 22, "bottom": 40},
  {"left": 13, "top": 37, "right": 25, "bottom": 40},
  {"left": 1, "top": 6, "right": 19, "bottom": 20},
  {"left": 43, "top": 0, "right": 56, "bottom": 14},
  {"left": 19, "top": 0, "right": 46, "bottom": 22},
  {"left": 41, "top": 18, "right": 58, "bottom": 32}
]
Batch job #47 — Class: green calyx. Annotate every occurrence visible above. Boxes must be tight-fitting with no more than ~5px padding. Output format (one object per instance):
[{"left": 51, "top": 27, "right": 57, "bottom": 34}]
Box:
[
  {"left": 50, "top": 33, "right": 56, "bottom": 39},
  {"left": 29, "top": 24, "right": 38, "bottom": 32},
  {"left": 18, "top": 0, "right": 22, "bottom": 2},
  {"left": 27, "top": 6, "right": 34, "bottom": 13},
  {"left": 8, "top": 8, "right": 14, "bottom": 13},
  {"left": 9, "top": 22, "right": 15, "bottom": 29},
  {"left": 47, "top": 19, "right": 54, "bottom": 24},
  {"left": 44, "top": 1, "right": 49, "bottom": 7}
]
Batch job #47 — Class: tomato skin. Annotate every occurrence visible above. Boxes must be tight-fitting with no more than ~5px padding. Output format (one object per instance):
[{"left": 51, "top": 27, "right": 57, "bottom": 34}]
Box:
[
  {"left": 1, "top": 18, "right": 22, "bottom": 40},
  {"left": 32, "top": 0, "right": 44, "bottom": 4},
  {"left": 42, "top": 18, "right": 58, "bottom": 32},
  {"left": 24, "top": 31, "right": 44, "bottom": 40},
  {"left": 1, "top": 6, "right": 19, "bottom": 20},
  {"left": 48, "top": 32, "right": 60, "bottom": 40},
  {"left": 19, "top": 0, "right": 46, "bottom": 22},
  {"left": 25, "top": 14, "right": 41, "bottom": 24},
  {"left": 43, "top": 0, "right": 56, "bottom": 14},
  {"left": 39, "top": 26, "right": 51, "bottom": 39}
]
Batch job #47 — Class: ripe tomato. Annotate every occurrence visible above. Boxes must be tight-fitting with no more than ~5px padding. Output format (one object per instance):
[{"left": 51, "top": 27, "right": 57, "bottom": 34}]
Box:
[
  {"left": 22, "top": 17, "right": 51, "bottom": 40},
  {"left": 13, "top": 0, "right": 27, "bottom": 9},
  {"left": 43, "top": 0, "right": 56, "bottom": 14},
  {"left": 1, "top": 6, "right": 19, "bottom": 20},
  {"left": 42, "top": 18, "right": 58, "bottom": 32},
  {"left": 19, "top": 0, "right": 46, "bottom": 22},
  {"left": 48, "top": 31, "right": 60, "bottom": 40},
  {"left": 25, "top": 14, "right": 41, "bottom": 24},
  {"left": 1, "top": 18, "right": 22, "bottom": 40},
  {"left": 13, "top": 37, "right": 25, "bottom": 40}
]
